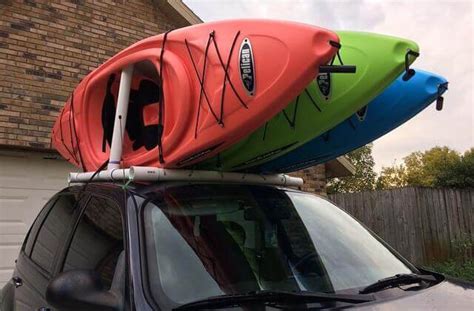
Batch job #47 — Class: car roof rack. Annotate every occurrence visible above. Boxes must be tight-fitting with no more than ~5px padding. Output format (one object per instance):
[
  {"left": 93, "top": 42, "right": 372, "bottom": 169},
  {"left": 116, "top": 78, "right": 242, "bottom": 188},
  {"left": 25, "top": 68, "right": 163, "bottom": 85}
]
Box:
[
  {"left": 68, "top": 167, "right": 303, "bottom": 187},
  {"left": 67, "top": 66, "right": 303, "bottom": 187}
]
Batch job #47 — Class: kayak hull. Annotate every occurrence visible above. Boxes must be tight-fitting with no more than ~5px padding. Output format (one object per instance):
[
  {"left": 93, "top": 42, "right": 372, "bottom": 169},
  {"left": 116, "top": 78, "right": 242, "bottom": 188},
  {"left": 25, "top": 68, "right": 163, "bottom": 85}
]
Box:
[
  {"left": 255, "top": 69, "right": 448, "bottom": 173},
  {"left": 52, "top": 19, "right": 339, "bottom": 171},
  {"left": 198, "top": 31, "right": 420, "bottom": 171}
]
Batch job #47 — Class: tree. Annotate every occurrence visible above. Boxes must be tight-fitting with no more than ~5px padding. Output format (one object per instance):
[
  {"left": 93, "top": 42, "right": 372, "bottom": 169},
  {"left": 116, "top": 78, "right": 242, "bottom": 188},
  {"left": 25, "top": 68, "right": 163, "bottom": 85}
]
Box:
[
  {"left": 376, "top": 164, "right": 407, "bottom": 190},
  {"left": 435, "top": 148, "right": 474, "bottom": 187},
  {"left": 396, "top": 146, "right": 461, "bottom": 187},
  {"left": 327, "top": 144, "right": 377, "bottom": 194},
  {"left": 375, "top": 146, "right": 474, "bottom": 189},
  {"left": 403, "top": 151, "right": 425, "bottom": 186}
]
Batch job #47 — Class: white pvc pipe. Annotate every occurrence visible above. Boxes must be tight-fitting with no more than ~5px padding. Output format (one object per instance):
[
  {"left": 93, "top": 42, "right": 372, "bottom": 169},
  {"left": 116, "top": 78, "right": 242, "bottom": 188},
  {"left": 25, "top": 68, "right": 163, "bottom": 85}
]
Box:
[
  {"left": 68, "top": 166, "right": 304, "bottom": 187},
  {"left": 108, "top": 65, "right": 134, "bottom": 170}
]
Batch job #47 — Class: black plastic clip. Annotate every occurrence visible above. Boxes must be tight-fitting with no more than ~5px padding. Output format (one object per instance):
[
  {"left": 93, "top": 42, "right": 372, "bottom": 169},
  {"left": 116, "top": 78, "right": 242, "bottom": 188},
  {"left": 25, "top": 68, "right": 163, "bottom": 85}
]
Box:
[
  {"left": 402, "top": 49, "right": 420, "bottom": 81},
  {"left": 436, "top": 82, "right": 448, "bottom": 111},
  {"left": 319, "top": 65, "right": 356, "bottom": 73}
]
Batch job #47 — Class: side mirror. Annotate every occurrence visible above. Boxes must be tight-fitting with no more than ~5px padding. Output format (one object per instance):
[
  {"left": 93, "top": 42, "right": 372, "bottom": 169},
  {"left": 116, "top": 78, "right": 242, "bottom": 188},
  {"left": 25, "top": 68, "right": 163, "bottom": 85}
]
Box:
[{"left": 46, "top": 269, "right": 120, "bottom": 311}]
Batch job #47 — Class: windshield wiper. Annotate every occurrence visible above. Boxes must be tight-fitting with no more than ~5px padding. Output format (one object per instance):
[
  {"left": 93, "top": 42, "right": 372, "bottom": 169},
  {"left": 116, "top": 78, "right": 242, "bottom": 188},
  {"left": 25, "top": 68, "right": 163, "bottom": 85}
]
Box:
[
  {"left": 174, "top": 290, "right": 374, "bottom": 310},
  {"left": 359, "top": 273, "right": 438, "bottom": 294}
]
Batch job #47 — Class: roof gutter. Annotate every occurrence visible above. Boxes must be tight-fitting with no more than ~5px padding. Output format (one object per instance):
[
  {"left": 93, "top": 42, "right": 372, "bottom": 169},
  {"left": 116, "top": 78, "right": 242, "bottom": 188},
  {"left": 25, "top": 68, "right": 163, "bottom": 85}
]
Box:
[{"left": 156, "top": 0, "right": 203, "bottom": 26}]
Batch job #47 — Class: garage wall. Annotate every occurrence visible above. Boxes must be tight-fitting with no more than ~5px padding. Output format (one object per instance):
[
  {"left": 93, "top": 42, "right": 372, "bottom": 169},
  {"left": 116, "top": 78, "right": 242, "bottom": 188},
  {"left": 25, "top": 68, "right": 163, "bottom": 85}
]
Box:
[{"left": 0, "top": 151, "right": 74, "bottom": 287}]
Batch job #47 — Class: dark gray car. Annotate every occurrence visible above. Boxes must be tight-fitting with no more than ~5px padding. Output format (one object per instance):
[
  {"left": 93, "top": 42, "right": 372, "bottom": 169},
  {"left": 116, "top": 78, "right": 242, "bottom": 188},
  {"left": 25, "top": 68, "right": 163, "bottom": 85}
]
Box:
[{"left": 1, "top": 182, "right": 473, "bottom": 310}]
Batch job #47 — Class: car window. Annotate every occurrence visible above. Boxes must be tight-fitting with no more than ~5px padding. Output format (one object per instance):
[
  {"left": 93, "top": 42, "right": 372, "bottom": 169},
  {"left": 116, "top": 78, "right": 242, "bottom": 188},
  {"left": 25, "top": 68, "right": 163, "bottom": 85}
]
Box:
[
  {"left": 62, "top": 195, "right": 124, "bottom": 289},
  {"left": 23, "top": 196, "right": 59, "bottom": 256},
  {"left": 141, "top": 184, "right": 415, "bottom": 308},
  {"left": 30, "top": 194, "right": 78, "bottom": 274}
]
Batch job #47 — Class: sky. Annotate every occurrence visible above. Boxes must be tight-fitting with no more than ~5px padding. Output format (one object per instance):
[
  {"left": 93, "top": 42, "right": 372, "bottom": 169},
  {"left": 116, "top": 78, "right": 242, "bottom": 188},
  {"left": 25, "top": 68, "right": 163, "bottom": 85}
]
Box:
[{"left": 183, "top": 0, "right": 474, "bottom": 172}]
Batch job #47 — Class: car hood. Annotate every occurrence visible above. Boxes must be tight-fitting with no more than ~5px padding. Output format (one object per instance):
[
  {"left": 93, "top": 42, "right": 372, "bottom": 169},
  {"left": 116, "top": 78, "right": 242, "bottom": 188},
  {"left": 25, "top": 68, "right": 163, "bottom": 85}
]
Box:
[{"left": 354, "top": 277, "right": 474, "bottom": 310}]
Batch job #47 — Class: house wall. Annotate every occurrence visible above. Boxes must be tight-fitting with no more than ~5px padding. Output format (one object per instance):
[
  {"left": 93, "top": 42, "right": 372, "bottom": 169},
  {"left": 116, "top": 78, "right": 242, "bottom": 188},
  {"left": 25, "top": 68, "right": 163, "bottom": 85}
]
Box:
[
  {"left": 0, "top": 0, "right": 188, "bottom": 150},
  {"left": 0, "top": 0, "right": 192, "bottom": 288},
  {"left": 290, "top": 164, "right": 327, "bottom": 195}
]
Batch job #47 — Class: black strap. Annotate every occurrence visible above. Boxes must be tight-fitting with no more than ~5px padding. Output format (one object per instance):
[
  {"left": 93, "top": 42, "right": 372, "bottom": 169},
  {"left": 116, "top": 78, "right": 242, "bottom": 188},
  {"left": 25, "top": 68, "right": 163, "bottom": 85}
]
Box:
[
  {"left": 157, "top": 30, "right": 172, "bottom": 164},
  {"left": 303, "top": 88, "right": 322, "bottom": 112},
  {"left": 281, "top": 95, "right": 300, "bottom": 129},
  {"left": 80, "top": 159, "right": 109, "bottom": 193},
  {"left": 211, "top": 32, "right": 248, "bottom": 113},
  {"left": 262, "top": 121, "right": 269, "bottom": 141},
  {"left": 70, "top": 92, "right": 86, "bottom": 171},
  {"left": 402, "top": 49, "right": 419, "bottom": 81},
  {"left": 185, "top": 33, "right": 220, "bottom": 138},
  {"left": 218, "top": 30, "right": 242, "bottom": 124},
  {"left": 58, "top": 102, "right": 74, "bottom": 162},
  {"left": 185, "top": 30, "right": 248, "bottom": 139}
]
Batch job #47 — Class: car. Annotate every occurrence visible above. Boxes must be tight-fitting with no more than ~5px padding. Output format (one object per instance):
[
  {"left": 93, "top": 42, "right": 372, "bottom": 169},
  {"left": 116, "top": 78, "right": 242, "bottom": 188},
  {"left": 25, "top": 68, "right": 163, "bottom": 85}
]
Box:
[{"left": 1, "top": 181, "right": 473, "bottom": 310}]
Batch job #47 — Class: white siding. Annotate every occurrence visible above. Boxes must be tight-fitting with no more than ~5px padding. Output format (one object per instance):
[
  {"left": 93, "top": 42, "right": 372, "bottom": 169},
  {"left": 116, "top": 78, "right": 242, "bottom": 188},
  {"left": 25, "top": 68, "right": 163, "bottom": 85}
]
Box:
[{"left": 0, "top": 151, "right": 75, "bottom": 287}]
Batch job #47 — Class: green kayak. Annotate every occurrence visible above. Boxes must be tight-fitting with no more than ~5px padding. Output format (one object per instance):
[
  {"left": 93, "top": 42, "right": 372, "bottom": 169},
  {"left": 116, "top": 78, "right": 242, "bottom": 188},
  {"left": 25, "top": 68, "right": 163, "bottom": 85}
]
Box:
[{"left": 198, "top": 31, "right": 419, "bottom": 171}]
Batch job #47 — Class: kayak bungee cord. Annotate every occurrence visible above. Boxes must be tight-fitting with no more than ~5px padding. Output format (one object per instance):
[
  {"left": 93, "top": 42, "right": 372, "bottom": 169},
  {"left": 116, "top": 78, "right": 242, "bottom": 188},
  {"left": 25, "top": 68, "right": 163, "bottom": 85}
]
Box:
[
  {"left": 330, "top": 42, "right": 344, "bottom": 66},
  {"left": 262, "top": 88, "right": 323, "bottom": 141},
  {"left": 70, "top": 91, "right": 86, "bottom": 171},
  {"left": 402, "top": 49, "right": 419, "bottom": 81},
  {"left": 186, "top": 30, "right": 247, "bottom": 139},
  {"left": 157, "top": 29, "right": 172, "bottom": 164},
  {"left": 67, "top": 94, "right": 78, "bottom": 164},
  {"left": 262, "top": 121, "right": 269, "bottom": 141},
  {"left": 260, "top": 41, "right": 350, "bottom": 142},
  {"left": 184, "top": 39, "right": 219, "bottom": 138},
  {"left": 193, "top": 32, "right": 220, "bottom": 138},
  {"left": 58, "top": 103, "right": 75, "bottom": 163},
  {"left": 281, "top": 95, "right": 300, "bottom": 129},
  {"left": 217, "top": 30, "right": 243, "bottom": 125},
  {"left": 211, "top": 30, "right": 248, "bottom": 116},
  {"left": 304, "top": 88, "right": 322, "bottom": 112}
]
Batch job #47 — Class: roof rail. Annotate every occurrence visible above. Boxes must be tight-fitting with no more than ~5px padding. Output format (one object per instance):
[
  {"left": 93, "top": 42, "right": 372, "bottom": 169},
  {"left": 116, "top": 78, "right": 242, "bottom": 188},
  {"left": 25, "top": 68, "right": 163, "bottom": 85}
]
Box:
[{"left": 68, "top": 166, "right": 304, "bottom": 187}]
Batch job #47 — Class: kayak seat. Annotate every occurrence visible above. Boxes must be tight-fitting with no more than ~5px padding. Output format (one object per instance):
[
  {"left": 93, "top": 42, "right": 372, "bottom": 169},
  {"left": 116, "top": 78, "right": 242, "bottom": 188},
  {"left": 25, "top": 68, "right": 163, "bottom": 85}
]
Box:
[
  {"left": 101, "top": 74, "right": 116, "bottom": 152},
  {"left": 126, "top": 79, "right": 160, "bottom": 151}
]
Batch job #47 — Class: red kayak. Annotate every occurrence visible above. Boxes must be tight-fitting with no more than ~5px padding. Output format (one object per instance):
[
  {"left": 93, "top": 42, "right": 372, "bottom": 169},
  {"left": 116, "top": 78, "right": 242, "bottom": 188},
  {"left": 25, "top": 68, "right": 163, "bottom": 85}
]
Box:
[{"left": 52, "top": 19, "right": 339, "bottom": 171}]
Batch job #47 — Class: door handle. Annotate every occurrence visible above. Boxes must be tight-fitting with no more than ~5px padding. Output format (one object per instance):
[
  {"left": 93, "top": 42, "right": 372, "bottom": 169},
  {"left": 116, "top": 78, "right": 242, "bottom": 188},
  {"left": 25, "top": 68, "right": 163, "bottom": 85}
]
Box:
[{"left": 12, "top": 276, "right": 23, "bottom": 288}]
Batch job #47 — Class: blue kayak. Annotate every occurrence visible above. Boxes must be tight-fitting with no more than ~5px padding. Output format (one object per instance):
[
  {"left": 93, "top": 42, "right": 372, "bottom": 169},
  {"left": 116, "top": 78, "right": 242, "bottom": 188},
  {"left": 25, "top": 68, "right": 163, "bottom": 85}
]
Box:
[{"left": 253, "top": 69, "right": 448, "bottom": 173}]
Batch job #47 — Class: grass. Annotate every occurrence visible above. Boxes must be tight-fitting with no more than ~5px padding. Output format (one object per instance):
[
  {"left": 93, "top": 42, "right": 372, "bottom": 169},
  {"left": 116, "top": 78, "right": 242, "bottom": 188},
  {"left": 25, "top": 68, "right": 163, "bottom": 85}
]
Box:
[{"left": 427, "top": 259, "right": 474, "bottom": 282}]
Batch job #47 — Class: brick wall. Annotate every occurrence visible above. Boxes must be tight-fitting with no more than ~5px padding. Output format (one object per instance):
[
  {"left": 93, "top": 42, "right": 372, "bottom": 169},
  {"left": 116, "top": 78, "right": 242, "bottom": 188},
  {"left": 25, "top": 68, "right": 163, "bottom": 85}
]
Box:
[
  {"left": 0, "top": 0, "right": 189, "bottom": 150},
  {"left": 290, "top": 164, "right": 327, "bottom": 195}
]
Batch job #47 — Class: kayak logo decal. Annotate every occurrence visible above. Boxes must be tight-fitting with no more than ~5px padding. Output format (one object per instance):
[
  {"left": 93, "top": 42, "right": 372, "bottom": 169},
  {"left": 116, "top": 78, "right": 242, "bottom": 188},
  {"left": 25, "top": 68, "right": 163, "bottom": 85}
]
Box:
[
  {"left": 316, "top": 72, "right": 331, "bottom": 100},
  {"left": 239, "top": 38, "right": 255, "bottom": 96}
]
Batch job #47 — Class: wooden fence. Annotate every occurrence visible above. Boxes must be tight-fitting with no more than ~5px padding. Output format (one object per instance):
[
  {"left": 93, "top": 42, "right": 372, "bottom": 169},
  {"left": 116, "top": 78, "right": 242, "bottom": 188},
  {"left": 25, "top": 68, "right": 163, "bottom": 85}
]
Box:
[{"left": 329, "top": 187, "right": 474, "bottom": 265}]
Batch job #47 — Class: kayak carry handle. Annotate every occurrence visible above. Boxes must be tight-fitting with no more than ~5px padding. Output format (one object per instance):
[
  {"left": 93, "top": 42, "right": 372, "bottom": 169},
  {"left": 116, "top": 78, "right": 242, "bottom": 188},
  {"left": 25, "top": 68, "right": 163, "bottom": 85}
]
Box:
[
  {"left": 322, "top": 40, "right": 356, "bottom": 73},
  {"left": 402, "top": 49, "right": 420, "bottom": 81},
  {"left": 436, "top": 82, "right": 449, "bottom": 111},
  {"left": 319, "top": 65, "right": 356, "bottom": 73}
]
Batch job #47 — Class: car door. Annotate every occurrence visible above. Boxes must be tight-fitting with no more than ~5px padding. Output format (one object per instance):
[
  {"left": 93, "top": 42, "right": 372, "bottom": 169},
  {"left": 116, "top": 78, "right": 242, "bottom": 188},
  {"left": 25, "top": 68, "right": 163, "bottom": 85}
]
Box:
[
  {"left": 54, "top": 193, "right": 128, "bottom": 310},
  {"left": 9, "top": 191, "right": 84, "bottom": 311}
]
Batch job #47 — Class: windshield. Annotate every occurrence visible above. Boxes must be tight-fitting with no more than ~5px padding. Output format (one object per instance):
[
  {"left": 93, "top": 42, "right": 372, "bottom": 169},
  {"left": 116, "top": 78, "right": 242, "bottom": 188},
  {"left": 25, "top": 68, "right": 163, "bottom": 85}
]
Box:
[{"left": 141, "top": 184, "right": 413, "bottom": 308}]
